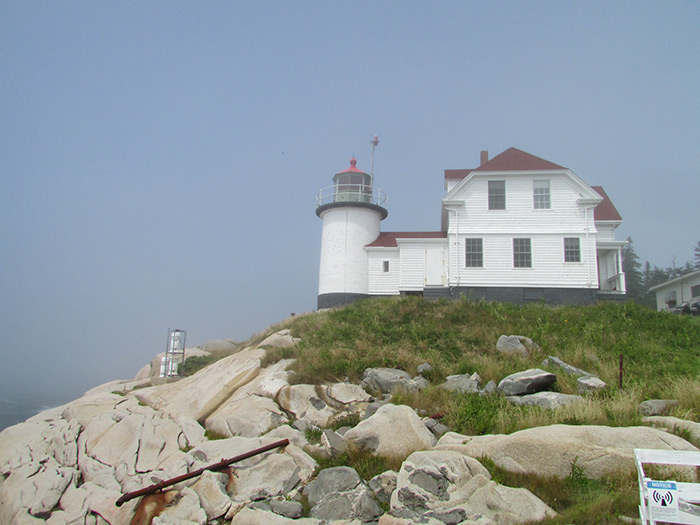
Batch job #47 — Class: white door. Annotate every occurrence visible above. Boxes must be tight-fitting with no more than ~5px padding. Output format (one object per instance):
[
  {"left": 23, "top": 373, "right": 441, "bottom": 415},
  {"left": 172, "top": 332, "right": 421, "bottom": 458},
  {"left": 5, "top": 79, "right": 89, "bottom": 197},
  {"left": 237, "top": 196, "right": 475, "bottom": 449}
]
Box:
[{"left": 425, "top": 248, "right": 444, "bottom": 286}]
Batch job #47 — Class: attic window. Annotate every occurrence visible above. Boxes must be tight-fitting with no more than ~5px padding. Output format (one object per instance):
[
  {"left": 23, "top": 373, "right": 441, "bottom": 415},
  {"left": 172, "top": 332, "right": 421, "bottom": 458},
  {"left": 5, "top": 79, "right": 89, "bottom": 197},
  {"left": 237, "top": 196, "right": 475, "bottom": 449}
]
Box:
[
  {"left": 533, "top": 180, "right": 551, "bottom": 209},
  {"left": 488, "top": 180, "right": 506, "bottom": 210}
]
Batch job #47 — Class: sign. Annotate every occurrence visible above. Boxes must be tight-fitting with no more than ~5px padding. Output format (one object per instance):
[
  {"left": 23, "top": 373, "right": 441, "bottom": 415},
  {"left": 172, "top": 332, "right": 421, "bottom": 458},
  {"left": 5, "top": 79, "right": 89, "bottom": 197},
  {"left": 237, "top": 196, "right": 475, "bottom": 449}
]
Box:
[{"left": 647, "top": 480, "right": 679, "bottom": 521}]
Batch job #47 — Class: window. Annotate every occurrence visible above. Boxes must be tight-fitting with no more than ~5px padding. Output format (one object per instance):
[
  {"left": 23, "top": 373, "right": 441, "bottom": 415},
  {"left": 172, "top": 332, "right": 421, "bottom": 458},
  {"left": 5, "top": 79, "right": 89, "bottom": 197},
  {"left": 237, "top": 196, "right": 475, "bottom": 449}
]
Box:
[
  {"left": 488, "top": 180, "right": 506, "bottom": 210},
  {"left": 665, "top": 291, "right": 677, "bottom": 308},
  {"left": 382, "top": 260, "right": 390, "bottom": 273},
  {"left": 691, "top": 284, "right": 700, "bottom": 298},
  {"left": 564, "top": 238, "right": 581, "bottom": 262},
  {"left": 533, "top": 180, "right": 550, "bottom": 209},
  {"left": 513, "top": 238, "right": 531, "bottom": 268},
  {"left": 465, "top": 238, "right": 483, "bottom": 267}
]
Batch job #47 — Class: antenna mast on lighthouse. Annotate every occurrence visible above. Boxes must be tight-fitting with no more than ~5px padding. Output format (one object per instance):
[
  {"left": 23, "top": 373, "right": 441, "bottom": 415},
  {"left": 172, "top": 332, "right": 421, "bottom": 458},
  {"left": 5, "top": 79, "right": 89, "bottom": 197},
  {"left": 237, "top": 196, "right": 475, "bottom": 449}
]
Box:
[{"left": 370, "top": 135, "right": 379, "bottom": 188}]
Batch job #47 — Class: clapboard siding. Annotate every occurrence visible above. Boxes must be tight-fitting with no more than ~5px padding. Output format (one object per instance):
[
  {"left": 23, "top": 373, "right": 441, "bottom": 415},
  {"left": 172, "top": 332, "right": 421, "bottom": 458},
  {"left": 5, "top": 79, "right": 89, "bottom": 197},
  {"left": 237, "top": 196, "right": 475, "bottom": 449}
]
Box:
[
  {"left": 399, "top": 247, "right": 425, "bottom": 290},
  {"left": 367, "top": 250, "right": 400, "bottom": 294},
  {"left": 451, "top": 176, "right": 594, "bottom": 235}
]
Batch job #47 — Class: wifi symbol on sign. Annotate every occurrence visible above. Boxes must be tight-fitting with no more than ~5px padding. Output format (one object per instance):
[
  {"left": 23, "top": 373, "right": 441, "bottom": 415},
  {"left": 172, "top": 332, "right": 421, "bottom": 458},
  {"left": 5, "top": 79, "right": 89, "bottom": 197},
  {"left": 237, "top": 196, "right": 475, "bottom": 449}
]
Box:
[{"left": 653, "top": 490, "right": 674, "bottom": 506}]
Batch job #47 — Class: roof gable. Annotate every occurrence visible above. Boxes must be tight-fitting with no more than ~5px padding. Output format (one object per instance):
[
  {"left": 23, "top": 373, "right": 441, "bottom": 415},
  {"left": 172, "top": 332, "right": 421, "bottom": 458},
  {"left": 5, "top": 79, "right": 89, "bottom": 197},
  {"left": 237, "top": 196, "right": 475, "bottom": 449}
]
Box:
[
  {"left": 474, "top": 148, "right": 566, "bottom": 172},
  {"left": 445, "top": 148, "right": 566, "bottom": 182}
]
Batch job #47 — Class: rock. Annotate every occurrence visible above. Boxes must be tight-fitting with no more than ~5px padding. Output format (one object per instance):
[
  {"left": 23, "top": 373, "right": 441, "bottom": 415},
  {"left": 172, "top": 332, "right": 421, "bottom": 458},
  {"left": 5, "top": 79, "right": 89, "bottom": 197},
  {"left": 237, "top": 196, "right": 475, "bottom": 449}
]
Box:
[
  {"left": 325, "top": 382, "right": 372, "bottom": 405},
  {"left": 0, "top": 456, "right": 77, "bottom": 522},
  {"left": 321, "top": 428, "right": 346, "bottom": 458},
  {"left": 423, "top": 418, "right": 450, "bottom": 438},
  {"left": 364, "top": 398, "right": 391, "bottom": 419},
  {"left": 152, "top": 487, "right": 207, "bottom": 524},
  {"left": 507, "top": 391, "right": 583, "bottom": 409},
  {"left": 644, "top": 416, "right": 700, "bottom": 443},
  {"left": 577, "top": 375, "right": 607, "bottom": 393},
  {"left": 496, "top": 335, "right": 540, "bottom": 356},
  {"left": 497, "top": 368, "right": 557, "bottom": 396},
  {"left": 132, "top": 346, "right": 266, "bottom": 422},
  {"left": 0, "top": 417, "right": 80, "bottom": 475},
  {"left": 440, "top": 374, "right": 480, "bottom": 393},
  {"left": 369, "top": 470, "right": 398, "bottom": 505},
  {"left": 205, "top": 394, "right": 288, "bottom": 438},
  {"left": 230, "top": 506, "right": 321, "bottom": 524},
  {"left": 304, "top": 466, "right": 382, "bottom": 523},
  {"left": 480, "top": 380, "right": 497, "bottom": 395},
  {"left": 258, "top": 329, "right": 300, "bottom": 349},
  {"left": 269, "top": 498, "right": 303, "bottom": 519},
  {"left": 229, "top": 359, "right": 294, "bottom": 401},
  {"left": 305, "top": 466, "right": 363, "bottom": 507},
  {"left": 417, "top": 362, "right": 433, "bottom": 375},
  {"left": 191, "top": 471, "right": 232, "bottom": 521},
  {"left": 276, "top": 384, "right": 337, "bottom": 427},
  {"left": 639, "top": 399, "right": 679, "bottom": 416},
  {"left": 204, "top": 339, "right": 238, "bottom": 353},
  {"left": 344, "top": 404, "right": 436, "bottom": 458},
  {"left": 542, "top": 355, "right": 591, "bottom": 377},
  {"left": 360, "top": 368, "right": 427, "bottom": 394},
  {"left": 390, "top": 450, "right": 555, "bottom": 524},
  {"left": 435, "top": 424, "right": 699, "bottom": 479}
]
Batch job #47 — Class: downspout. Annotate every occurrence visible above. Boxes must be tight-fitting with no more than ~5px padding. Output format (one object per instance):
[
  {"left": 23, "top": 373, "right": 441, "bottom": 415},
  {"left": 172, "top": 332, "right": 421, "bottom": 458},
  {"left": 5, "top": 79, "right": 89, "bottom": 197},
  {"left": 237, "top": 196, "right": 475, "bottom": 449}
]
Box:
[
  {"left": 584, "top": 206, "right": 592, "bottom": 288},
  {"left": 446, "top": 206, "right": 459, "bottom": 287},
  {"left": 454, "top": 208, "right": 459, "bottom": 287}
]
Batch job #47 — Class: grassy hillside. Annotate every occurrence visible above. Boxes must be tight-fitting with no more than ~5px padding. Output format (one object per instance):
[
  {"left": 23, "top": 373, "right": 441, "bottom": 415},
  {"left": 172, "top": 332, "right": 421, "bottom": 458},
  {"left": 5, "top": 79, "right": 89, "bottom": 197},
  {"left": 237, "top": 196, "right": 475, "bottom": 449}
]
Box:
[
  {"left": 194, "top": 297, "right": 700, "bottom": 523},
  {"left": 263, "top": 297, "right": 700, "bottom": 432}
]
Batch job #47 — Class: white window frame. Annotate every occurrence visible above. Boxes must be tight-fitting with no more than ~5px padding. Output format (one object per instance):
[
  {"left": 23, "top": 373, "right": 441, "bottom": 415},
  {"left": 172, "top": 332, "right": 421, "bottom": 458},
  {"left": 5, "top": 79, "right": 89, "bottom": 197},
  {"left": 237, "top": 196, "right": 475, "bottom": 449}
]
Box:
[{"left": 533, "top": 180, "right": 551, "bottom": 209}]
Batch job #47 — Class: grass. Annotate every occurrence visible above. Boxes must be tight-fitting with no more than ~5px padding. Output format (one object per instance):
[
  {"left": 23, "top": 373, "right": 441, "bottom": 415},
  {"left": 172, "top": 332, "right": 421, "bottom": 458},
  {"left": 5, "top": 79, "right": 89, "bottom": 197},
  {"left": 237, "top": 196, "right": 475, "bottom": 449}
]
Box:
[
  {"left": 266, "top": 297, "right": 700, "bottom": 431},
  {"left": 190, "top": 296, "right": 700, "bottom": 520},
  {"left": 478, "top": 455, "right": 640, "bottom": 524},
  {"left": 311, "top": 446, "right": 404, "bottom": 482}
]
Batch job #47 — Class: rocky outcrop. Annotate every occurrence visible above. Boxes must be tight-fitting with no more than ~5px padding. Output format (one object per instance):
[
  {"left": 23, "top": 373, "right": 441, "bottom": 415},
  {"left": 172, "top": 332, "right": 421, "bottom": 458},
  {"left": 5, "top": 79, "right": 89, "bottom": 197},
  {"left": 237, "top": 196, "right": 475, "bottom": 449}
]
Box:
[
  {"left": 496, "top": 335, "right": 540, "bottom": 356},
  {"left": 2, "top": 326, "right": 698, "bottom": 524},
  {"left": 639, "top": 399, "right": 680, "bottom": 416},
  {"left": 436, "top": 424, "right": 699, "bottom": 479},
  {"left": 390, "top": 450, "right": 556, "bottom": 524},
  {"left": 506, "top": 391, "right": 582, "bottom": 408},
  {"left": 344, "top": 404, "right": 436, "bottom": 458},
  {"left": 497, "top": 368, "right": 557, "bottom": 396},
  {"left": 360, "top": 367, "right": 428, "bottom": 394}
]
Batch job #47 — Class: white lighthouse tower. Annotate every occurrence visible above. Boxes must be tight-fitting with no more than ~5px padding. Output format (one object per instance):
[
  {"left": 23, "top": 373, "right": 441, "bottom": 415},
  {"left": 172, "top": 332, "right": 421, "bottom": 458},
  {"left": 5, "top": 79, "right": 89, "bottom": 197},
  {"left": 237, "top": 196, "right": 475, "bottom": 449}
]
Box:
[{"left": 316, "top": 155, "right": 388, "bottom": 309}]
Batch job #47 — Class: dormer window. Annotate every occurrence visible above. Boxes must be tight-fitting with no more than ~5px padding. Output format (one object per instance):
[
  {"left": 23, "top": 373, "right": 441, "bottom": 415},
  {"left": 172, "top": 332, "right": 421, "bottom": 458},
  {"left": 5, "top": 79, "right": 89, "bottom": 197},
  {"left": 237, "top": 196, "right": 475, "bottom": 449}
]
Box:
[
  {"left": 533, "top": 180, "right": 550, "bottom": 209},
  {"left": 488, "top": 180, "right": 506, "bottom": 210}
]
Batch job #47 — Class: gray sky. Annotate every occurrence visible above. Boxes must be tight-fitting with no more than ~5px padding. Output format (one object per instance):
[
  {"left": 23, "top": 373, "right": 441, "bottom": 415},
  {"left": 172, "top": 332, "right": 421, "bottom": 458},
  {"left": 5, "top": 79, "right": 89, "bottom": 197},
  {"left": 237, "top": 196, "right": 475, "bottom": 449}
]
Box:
[{"left": 1, "top": 2, "right": 699, "bottom": 403}]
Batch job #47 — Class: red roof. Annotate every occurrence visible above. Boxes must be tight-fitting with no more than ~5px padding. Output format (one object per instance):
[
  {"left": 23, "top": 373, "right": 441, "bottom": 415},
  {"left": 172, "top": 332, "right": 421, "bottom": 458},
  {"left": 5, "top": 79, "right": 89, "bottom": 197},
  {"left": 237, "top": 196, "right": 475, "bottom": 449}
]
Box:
[
  {"left": 366, "top": 231, "right": 446, "bottom": 248},
  {"left": 444, "top": 148, "right": 566, "bottom": 180},
  {"left": 444, "top": 168, "right": 473, "bottom": 180},
  {"left": 591, "top": 186, "right": 623, "bottom": 221},
  {"left": 336, "top": 157, "right": 367, "bottom": 175}
]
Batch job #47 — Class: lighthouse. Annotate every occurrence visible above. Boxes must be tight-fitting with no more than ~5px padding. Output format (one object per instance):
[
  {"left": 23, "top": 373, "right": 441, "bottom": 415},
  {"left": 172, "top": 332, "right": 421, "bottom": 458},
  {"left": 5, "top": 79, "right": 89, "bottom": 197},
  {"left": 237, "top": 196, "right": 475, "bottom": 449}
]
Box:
[{"left": 316, "top": 156, "right": 388, "bottom": 309}]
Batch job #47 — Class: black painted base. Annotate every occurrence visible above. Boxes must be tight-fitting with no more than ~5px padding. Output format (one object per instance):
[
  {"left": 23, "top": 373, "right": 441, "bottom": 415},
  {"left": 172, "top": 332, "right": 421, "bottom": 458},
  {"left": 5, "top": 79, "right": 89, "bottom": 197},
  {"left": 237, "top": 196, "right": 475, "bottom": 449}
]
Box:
[
  {"left": 446, "top": 286, "right": 599, "bottom": 305},
  {"left": 318, "top": 287, "right": 626, "bottom": 310},
  {"left": 317, "top": 292, "right": 370, "bottom": 310}
]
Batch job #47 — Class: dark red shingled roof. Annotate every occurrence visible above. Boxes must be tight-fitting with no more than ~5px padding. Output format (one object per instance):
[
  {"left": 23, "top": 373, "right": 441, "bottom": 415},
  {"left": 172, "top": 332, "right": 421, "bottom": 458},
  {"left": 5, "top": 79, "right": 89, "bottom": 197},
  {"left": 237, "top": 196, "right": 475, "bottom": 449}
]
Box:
[
  {"left": 366, "top": 231, "right": 447, "bottom": 248},
  {"left": 444, "top": 168, "right": 473, "bottom": 180},
  {"left": 591, "top": 186, "right": 623, "bottom": 221},
  {"left": 445, "top": 148, "right": 566, "bottom": 180},
  {"left": 475, "top": 147, "right": 566, "bottom": 172}
]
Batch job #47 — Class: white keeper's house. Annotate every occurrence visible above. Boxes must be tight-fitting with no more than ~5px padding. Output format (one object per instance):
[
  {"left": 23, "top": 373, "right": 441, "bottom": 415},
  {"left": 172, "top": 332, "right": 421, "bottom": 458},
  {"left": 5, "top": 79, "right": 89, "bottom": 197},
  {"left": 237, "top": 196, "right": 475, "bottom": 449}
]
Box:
[{"left": 315, "top": 147, "right": 626, "bottom": 310}]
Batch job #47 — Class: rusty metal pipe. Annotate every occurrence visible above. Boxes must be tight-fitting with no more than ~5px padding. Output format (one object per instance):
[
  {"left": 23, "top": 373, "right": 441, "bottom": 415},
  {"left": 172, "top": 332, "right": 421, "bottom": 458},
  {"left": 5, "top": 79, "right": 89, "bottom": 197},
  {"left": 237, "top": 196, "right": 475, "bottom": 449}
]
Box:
[{"left": 115, "top": 438, "right": 289, "bottom": 507}]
